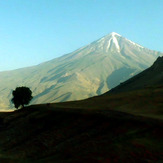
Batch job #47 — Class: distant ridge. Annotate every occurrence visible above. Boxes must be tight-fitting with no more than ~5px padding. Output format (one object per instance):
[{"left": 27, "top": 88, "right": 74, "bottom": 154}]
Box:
[
  {"left": 107, "top": 56, "right": 163, "bottom": 94},
  {"left": 0, "top": 32, "right": 162, "bottom": 110}
]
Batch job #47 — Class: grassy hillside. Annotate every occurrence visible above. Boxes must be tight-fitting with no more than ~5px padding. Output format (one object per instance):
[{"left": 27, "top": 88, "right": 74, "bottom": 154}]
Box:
[
  {"left": 0, "top": 85, "right": 162, "bottom": 162},
  {"left": 52, "top": 85, "right": 163, "bottom": 120}
]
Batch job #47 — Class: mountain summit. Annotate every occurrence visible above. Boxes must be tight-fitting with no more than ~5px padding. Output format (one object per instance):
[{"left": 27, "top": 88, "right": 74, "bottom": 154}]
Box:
[
  {"left": 92, "top": 32, "right": 145, "bottom": 52},
  {"left": 0, "top": 32, "right": 162, "bottom": 110}
]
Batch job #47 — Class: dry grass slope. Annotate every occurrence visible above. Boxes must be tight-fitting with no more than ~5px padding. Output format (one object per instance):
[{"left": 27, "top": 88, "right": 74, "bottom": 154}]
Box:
[{"left": 0, "top": 85, "right": 162, "bottom": 162}]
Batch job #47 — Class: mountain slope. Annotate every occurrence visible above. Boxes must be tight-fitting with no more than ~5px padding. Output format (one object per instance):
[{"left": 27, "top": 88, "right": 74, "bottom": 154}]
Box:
[
  {"left": 52, "top": 57, "right": 163, "bottom": 119},
  {"left": 0, "top": 32, "right": 162, "bottom": 110},
  {"left": 107, "top": 56, "right": 163, "bottom": 94}
]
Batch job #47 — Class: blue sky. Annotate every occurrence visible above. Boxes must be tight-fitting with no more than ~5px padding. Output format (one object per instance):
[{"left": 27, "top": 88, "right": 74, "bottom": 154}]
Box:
[{"left": 0, "top": 0, "right": 162, "bottom": 71}]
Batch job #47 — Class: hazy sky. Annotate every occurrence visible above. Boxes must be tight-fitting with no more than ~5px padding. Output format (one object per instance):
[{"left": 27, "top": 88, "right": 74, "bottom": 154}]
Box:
[{"left": 0, "top": 0, "right": 162, "bottom": 71}]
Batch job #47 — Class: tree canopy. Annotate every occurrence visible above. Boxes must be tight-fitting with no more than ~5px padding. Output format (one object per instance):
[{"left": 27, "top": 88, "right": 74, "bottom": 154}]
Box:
[{"left": 11, "top": 86, "right": 33, "bottom": 109}]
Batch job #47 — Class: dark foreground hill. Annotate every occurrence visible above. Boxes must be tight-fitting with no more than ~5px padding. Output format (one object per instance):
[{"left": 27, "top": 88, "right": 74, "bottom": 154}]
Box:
[{"left": 0, "top": 86, "right": 162, "bottom": 163}]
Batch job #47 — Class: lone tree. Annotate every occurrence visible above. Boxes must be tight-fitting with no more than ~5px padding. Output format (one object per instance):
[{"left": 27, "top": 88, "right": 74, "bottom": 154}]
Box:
[{"left": 11, "top": 86, "right": 33, "bottom": 109}]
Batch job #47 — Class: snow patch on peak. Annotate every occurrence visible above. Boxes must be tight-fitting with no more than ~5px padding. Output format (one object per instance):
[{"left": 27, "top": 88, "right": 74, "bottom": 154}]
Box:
[
  {"left": 105, "top": 34, "right": 121, "bottom": 52},
  {"left": 106, "top": 39, "right": 112, "bottom": 51},
  {"left": 110, "top": 32, "right": 121, "bottom": 37},
  {"left": 126, "top": 39, "right": 144, "bottom": 48},
  {"left": 112, "top": 34, "right": 120, "bottom": 52}
]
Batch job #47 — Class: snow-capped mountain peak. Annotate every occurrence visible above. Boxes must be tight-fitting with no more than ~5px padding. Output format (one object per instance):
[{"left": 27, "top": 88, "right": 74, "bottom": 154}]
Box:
[
  {"left": 101, "top": 32, "right": 121, "bottom": 52},
  {"left": 96, "top": 32, "right": 146, "bottom": 52},
  {"left": 110, "top": 32, "right": 121, "bottom": 37},
  {"left": 110, "top": 33, "right": 120, "bottom": 52},
  {"left": 109, "top": 32, "right": 143, "bottom": 49}
]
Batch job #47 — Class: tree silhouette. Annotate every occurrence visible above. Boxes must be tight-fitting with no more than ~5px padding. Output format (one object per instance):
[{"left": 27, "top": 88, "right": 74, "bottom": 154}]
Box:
[{"left": 11, "top": 86, "right": 33, "bottom": 109}]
